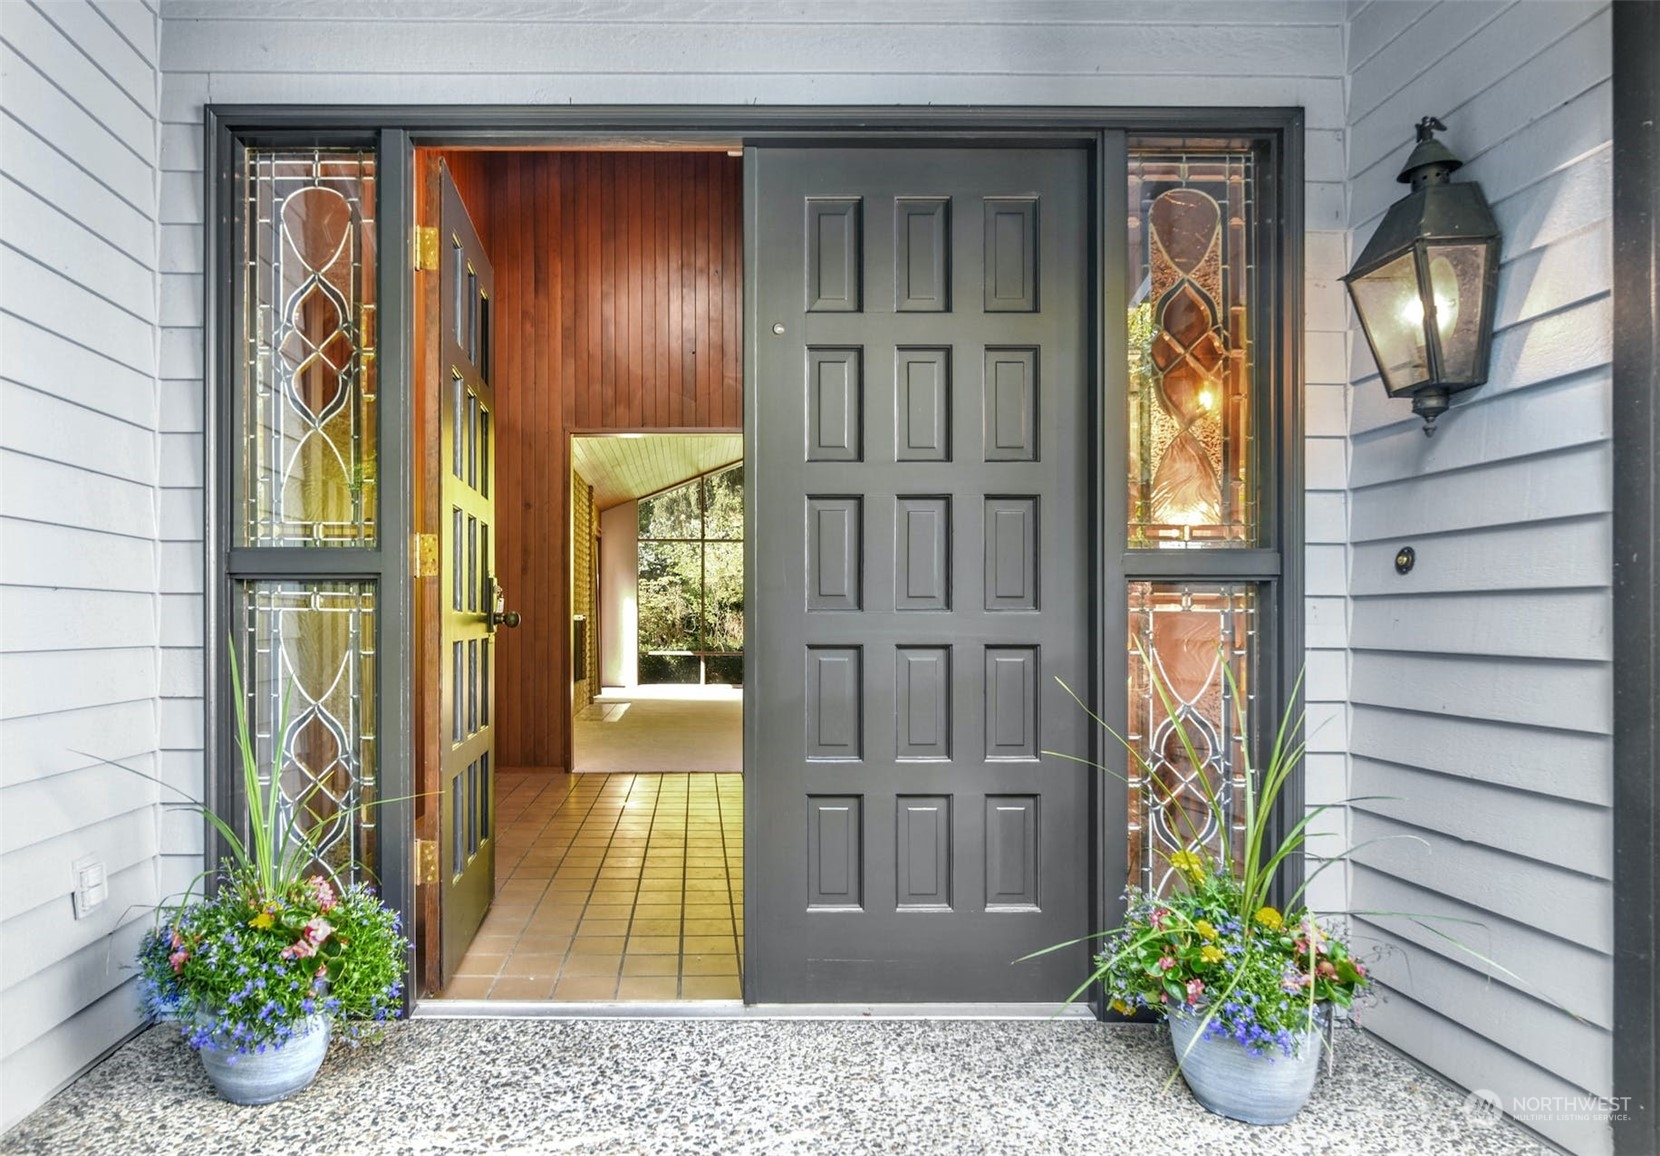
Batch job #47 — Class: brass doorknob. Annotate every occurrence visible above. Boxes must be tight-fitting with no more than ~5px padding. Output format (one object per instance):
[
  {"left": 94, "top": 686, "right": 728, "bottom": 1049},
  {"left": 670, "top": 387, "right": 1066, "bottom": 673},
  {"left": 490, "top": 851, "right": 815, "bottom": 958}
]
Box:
[{"left": 491, "top": 608, "right": 521, "bottom": 629}]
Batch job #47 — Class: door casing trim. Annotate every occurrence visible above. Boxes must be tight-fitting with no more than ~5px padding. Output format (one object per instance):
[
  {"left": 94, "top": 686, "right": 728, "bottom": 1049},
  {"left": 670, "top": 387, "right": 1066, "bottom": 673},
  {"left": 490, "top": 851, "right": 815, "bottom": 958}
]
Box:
[{"left": 202, "top": 105, "right": 1306, "bottom": 1015}]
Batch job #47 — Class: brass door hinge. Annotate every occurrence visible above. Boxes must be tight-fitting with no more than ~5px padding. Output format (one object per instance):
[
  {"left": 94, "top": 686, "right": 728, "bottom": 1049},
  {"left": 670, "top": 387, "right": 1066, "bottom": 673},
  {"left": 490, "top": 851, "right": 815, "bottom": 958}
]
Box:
[
  {"left": 416, "top": 839, "right": 439, "bottom": 886},
  {"left": 411, "top": 532, "right": 439, "bottom": 578},
  {"left": 412, "top": 225, "right": 439, "bottom": 272}
]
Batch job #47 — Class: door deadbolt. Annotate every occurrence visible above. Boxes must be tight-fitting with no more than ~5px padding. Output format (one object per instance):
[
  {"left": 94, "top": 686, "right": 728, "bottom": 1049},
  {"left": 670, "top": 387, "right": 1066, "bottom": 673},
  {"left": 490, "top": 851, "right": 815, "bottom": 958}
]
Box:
[{"left": 486, "top": 576, "right": 521, "bottom": 632}]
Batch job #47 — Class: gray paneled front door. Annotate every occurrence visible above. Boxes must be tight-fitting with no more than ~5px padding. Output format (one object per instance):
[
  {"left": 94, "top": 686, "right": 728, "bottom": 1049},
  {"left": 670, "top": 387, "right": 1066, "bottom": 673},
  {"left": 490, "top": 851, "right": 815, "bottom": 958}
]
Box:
[{"left": 749, "top": 147, "right": 1091, "bottom": 1002}]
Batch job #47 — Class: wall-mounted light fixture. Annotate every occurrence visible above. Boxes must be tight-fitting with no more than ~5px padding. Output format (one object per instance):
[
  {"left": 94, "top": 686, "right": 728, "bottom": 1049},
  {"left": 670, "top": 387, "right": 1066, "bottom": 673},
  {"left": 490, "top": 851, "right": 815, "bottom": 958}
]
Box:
[{"left": 1343, "top": 117, "right": 1502, "bottom": 435}]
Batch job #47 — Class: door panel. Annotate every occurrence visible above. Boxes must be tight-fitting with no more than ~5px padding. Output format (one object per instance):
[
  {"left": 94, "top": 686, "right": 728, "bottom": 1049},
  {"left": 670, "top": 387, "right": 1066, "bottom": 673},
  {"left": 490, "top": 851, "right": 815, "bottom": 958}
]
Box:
[
  {"left": 439, "top": 164, "right": 498, "bottom": 980},
  {"left": 750, "top": 148, "right": 1091, "bottom": 1002}
]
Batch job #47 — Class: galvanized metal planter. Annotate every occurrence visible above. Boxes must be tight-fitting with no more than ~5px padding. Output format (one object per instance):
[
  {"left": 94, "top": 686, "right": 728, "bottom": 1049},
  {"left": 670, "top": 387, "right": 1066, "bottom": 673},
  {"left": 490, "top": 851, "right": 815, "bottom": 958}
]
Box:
[
  {"left": 1168, "top": 1007, "right": 1325, "bottom": 1125},
  {"left": 196, "top": 1015, "right": 331, "bottom": 1106}
]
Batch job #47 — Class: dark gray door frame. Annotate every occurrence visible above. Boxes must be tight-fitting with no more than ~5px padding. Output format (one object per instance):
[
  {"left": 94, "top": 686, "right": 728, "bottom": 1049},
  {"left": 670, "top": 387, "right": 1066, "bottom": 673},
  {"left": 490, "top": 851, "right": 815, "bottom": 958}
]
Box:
[
  {"left": 202, "top": 105, "right": 1304, "bottom": 1012},
  {"left": 201, "top": 120, "right": 417, "bottom": 934},
  {"left": 1612, "top": 4, "right": 1659, "bottom": 1151}
]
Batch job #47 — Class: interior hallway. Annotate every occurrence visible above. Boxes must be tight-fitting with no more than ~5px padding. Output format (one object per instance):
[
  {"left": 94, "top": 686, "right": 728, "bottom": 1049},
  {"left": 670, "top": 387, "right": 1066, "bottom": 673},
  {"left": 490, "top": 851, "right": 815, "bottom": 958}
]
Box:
[
  {"left": 573, "top": 686, "right": 743, "bottom": 774},
  {"left": 440, "top": 770, "right": 743, "bottom": 1001}
]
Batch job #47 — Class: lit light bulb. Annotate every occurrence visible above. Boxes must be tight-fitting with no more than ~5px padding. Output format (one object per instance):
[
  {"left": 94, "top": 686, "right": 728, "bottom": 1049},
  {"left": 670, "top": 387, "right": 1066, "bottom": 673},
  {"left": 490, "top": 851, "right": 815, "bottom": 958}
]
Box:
[
  {"left": 1198, "top": 388, "right": 1216, "bottom": 412},
  {"left": 1397, "top": 289, "right": 1458, "bottom": 341}
]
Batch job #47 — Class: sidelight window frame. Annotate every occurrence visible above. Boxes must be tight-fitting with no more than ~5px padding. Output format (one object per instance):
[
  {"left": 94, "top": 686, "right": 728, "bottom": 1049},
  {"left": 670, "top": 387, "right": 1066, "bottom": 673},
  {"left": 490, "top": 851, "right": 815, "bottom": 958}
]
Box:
[
  {"left": 203, "top": 119, "right": 418, "bottom": 936},
  {"left": 1113, "top": 130, "right": 1306, "bottom": 907}
]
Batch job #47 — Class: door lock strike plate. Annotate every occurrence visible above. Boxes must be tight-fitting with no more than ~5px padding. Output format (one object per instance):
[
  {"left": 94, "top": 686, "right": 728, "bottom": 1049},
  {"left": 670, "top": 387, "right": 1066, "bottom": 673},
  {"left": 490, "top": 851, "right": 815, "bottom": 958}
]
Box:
[{"left": 416, "top": 839, "right": 439, "bottom": 886}]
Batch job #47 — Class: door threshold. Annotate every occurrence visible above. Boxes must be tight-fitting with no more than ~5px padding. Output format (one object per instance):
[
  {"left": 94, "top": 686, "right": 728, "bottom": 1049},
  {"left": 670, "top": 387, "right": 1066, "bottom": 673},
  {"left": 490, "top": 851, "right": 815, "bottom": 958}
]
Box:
[{"left": 415, "top": 999, "right": 1095, "bottom": 1020}]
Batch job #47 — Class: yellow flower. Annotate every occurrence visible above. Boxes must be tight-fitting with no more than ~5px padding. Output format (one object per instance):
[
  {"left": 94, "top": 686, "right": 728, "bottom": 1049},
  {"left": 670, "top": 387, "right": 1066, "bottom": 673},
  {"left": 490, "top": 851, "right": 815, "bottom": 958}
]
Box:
[
  {"left": 1255, "top": 906, "right": 1284, "bottom": 931},
  {"left": 1200, "top": 945, "right": 1226, "bottom": 964},
  {"left": 1109, "top": 999, "right": 1130, "bottom": 1015},
  {"left": 248, "top": 910, "right": 275, "bottom": 930},
  {"left": 1194, "top": 919, "right": 1218, "bottom": 941},
  {"left": 1167, "top": 849, "right": 1205, "bottom": 878}
]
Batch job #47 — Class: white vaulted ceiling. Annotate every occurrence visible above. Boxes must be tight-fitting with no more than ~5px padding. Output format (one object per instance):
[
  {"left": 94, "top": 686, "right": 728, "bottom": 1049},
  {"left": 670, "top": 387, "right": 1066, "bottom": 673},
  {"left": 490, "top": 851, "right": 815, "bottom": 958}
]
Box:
[{"left": 570, "top": 434, "right": 743, "bottom": 511}]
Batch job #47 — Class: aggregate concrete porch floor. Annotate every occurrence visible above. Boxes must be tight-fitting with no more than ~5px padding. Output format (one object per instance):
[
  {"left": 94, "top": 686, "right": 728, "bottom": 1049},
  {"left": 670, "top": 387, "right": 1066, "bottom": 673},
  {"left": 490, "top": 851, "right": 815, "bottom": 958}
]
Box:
[{"left": 3, "top": 1018, "right": 1545, "bottom": 1155}]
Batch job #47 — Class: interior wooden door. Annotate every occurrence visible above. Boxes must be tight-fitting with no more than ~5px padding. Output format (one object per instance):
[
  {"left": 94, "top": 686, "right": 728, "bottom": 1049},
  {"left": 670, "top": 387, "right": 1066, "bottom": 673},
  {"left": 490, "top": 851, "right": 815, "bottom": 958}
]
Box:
[
  {"left": 748, "top": 147, "right": 1093, "bottom": 1002},
  {"left": 438, "top": 163, "right": 505, "bottom": 979}
]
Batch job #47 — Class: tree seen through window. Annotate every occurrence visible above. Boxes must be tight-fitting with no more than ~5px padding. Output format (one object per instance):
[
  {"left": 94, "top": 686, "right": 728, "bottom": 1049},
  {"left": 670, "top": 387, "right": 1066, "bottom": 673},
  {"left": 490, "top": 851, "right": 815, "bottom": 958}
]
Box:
[{"left": 637, "top": 463, "right": 743, "bottom": 684}]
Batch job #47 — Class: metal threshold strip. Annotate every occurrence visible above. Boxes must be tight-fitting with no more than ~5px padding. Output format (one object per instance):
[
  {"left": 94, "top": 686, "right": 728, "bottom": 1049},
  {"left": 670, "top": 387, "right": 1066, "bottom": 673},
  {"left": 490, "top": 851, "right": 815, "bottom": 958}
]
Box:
[{"left": 414, "top": 1000, "right": 1095, "bottom": 1021}]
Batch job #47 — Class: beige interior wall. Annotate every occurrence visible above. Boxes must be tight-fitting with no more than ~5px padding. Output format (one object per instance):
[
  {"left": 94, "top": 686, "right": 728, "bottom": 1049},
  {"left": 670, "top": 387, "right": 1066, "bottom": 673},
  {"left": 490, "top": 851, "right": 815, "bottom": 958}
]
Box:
[{"left": 571, "top": 470, "right": 598, "bottom": 712}]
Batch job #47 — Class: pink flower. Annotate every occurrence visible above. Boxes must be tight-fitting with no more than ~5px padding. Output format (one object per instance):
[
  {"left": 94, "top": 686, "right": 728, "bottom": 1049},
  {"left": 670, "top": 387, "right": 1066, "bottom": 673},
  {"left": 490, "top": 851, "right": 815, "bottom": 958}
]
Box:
[
  {"left": 1317, "top": 960, "right": 1337, "bottom": 979},
  {"left": 1185, "top": 978, "right": 1205, "bottom": 1004},
  {"left": 1157, "top": 956, "right": 1177, "bottom": 971},
  {"left": 1150, "top": 908, "right": 1170, "bottom": 930},
  {"left": 168, "top": 949, "right": 188, "bottom": 973},
  {"left": 281, "top": 916, "right": 334, "bottom": 960},
  {"left": 308, "top": 876, "right": 338, "bottom": 914}
]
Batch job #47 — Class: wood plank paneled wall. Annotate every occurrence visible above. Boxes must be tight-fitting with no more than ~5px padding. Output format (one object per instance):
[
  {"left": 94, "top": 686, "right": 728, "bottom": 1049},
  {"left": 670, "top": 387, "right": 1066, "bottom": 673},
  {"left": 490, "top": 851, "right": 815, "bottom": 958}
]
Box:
[{"left": 476, "top": 152, "right": 743, "bottom": 769}]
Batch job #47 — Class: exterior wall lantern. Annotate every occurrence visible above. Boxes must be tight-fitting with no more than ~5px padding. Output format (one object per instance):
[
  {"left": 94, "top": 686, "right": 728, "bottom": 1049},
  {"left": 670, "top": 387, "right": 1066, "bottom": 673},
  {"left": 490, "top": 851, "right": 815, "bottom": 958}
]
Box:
[{"left": 1343, "top": 116, "right": 1502, "bottom": 435}]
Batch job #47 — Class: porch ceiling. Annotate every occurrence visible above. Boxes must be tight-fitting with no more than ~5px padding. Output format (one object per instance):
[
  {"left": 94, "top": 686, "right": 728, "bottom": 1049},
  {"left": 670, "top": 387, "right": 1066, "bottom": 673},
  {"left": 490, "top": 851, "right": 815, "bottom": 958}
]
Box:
[{"left": 571, "top": 433, "right": 743, "bottom": 510}]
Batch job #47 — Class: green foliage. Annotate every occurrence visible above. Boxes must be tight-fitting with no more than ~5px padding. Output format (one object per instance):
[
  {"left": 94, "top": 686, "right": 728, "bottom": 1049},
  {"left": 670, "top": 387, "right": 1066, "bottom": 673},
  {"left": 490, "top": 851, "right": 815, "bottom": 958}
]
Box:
[
  {"left": 1026, "top": 649, "right": 1368, "bottom": 1059},
  {"left": 136, "top": 869, "right": 407, "bottom": 1053},
  {"left": 126, "top": 638, "right": 408, "bottom": 1052},
  {"left": 638, "top": 540, "right": 701, "bottom": 652},
  {"left": 1030, "top": 646, "right": 1567, "bottom": 1066},
  {"left": 1093, "top": 859, "right": 1366, "bottom": 1056},
  {"left": 636, "top": 465, "right": 744, "bottom": 673}
]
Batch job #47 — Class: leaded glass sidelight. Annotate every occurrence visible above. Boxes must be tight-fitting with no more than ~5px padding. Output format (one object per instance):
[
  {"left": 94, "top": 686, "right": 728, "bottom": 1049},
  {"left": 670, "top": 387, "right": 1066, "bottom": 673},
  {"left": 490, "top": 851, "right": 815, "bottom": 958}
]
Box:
[
  {"left": 1126, "top": 582, "right": 1258, "bottom": 895},
  {"left": 1127, "top": 151, "right": 1257, "bottom": 547},
  {"left": 240, "top": 581, "right": 379, "bottom": 881},
  {"left": 241, "top": 149, "right": 378, "bottom": 547}
]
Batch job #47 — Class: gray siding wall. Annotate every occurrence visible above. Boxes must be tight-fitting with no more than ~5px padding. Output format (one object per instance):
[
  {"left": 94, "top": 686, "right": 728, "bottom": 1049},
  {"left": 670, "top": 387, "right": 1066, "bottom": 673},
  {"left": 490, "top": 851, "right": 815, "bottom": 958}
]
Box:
[
  {"left": 6, "top": 0, "right": 1357, "bottom": 1131},
  {"left": 154, "top": 0, "right": 1355, "bottom": 900},
  {"left": 1344, "top": 3, "right": 1613, "bottom": 1154},
  {"left": 0, "top": 0, "right": 170, "bottom": 1133}
]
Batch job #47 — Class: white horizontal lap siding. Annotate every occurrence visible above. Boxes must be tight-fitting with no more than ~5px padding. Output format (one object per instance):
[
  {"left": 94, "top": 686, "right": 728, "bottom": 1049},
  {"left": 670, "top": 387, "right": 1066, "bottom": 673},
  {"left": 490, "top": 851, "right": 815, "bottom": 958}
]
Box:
[
  {"left": 0, "top": 0, "right": 166, "bottom": 1135},
  {"left": 1344, "top": 3, "right": 1613, "bottom": 1154}
]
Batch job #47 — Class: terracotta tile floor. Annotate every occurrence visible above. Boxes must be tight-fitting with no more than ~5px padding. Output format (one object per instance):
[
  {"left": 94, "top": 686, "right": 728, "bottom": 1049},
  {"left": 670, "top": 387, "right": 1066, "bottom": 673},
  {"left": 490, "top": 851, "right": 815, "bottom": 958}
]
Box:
[{"left": 439, "top": 769, "right": 744, "bottom": 1001}]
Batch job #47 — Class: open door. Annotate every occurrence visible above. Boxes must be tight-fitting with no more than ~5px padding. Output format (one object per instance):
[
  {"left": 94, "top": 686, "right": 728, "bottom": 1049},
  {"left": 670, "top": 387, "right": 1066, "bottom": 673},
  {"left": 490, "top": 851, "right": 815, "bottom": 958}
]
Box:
[{"left": 437, "top": 162, "right": 512, "bottom": 979}]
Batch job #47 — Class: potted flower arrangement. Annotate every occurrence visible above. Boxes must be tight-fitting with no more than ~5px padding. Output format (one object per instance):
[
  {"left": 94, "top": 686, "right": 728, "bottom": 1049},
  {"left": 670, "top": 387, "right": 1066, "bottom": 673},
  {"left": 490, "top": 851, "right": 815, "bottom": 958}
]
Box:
[
  {"left": 1028, "top": 657, "right": 1369, "bottom": 1125},
  {"left": 1094, "top": 850, "right": 1367, "bottom": 1124},
  {"left": 133, "top": 642, "right": 408, "bottom": 1105}
]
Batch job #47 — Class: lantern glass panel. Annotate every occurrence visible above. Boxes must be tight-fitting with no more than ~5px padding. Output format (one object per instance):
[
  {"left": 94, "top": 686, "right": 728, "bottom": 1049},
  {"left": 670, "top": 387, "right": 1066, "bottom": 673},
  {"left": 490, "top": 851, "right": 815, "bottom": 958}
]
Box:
[
  {"left": 1424, "top": 242, "right": 1490, "bottom": 383},
  {"left": 1350, "top": 252, "right": 1431, "bottom": 394}
]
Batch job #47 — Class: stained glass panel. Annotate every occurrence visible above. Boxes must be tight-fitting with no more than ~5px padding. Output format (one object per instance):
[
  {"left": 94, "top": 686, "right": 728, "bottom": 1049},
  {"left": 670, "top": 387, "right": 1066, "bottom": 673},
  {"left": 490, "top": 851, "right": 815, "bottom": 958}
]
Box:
[
  {"left": 241, "top": 581, "right": 378, "bottom": 882},
  {"left": 1127, "top": 582, "right": 1257, "bottom": 895},
  {"left": 1128, "top": 150, "right": 1256, "bottom": 547},
  {"left": 241, "top": 150, "right": 378, "bottom": 546}
]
